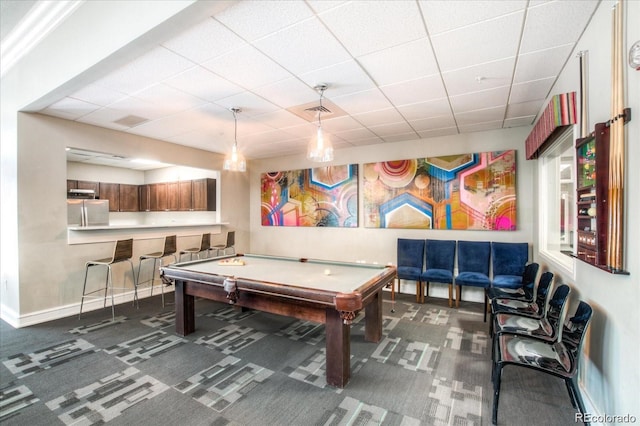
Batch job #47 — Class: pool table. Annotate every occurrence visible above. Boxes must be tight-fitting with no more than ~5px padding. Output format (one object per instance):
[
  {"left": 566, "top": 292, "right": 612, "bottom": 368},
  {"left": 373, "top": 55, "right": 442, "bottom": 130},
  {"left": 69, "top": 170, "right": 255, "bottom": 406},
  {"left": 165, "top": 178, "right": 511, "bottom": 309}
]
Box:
[{"left": 160, "top": 253, "right": 396, "bottom": 388}]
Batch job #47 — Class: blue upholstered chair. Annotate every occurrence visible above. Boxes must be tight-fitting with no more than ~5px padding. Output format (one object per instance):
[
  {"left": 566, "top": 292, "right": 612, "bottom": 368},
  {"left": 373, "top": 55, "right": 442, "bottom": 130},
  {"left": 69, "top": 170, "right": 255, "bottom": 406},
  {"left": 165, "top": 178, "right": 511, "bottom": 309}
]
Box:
[
  {"left": 491, "top": 242, "right": 529, "bottom": 289},
  {"left": 420, "top": 239, "right": 456, "bottom": 306},
  {"left": 492, "top": 301, "right": 593, "bottom": 425},
  {"left": 487, "top": 262, "right": 540, "bottom": 301},
  {"left": 396, "top": 238, "right": 425, "bottom": 302},
  {"left": 455, "top": 240, "right": 491, "bottom": 321}
]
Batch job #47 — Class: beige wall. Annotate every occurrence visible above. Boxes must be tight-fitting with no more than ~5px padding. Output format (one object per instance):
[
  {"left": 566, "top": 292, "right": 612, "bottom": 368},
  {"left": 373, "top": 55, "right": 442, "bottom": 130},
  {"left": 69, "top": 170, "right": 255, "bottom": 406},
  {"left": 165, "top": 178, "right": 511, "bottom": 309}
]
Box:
[
  {"left": 13, "top": 112, "right": 249, "bottom": 319},
  {"left": 250, "top": 126, "right": 534, "bottom": 301},
  {"left": 532, "top": 0, "right": 640, "bottom": 420}
]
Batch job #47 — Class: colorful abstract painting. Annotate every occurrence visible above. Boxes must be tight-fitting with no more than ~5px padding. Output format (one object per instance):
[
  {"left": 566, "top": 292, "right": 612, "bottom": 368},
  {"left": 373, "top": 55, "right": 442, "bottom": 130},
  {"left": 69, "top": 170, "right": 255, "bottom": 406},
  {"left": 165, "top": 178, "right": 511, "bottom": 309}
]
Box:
[
  {"left": 363, "top": 151, "right": 517, "bottom": 230},
  {"left": 261, "top": 164, "right": 358, "bottom": 227}
]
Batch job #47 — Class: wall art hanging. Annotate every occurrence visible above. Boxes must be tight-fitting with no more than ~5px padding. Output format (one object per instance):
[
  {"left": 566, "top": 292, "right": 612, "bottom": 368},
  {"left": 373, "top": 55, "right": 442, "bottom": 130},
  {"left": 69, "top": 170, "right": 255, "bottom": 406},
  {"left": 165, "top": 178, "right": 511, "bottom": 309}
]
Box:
[
  {"left": 363, "top": 151, "right": 516, "bottom": 230},
  {"left": 261, "top": 164, "right": 358, "bottom": 227}
]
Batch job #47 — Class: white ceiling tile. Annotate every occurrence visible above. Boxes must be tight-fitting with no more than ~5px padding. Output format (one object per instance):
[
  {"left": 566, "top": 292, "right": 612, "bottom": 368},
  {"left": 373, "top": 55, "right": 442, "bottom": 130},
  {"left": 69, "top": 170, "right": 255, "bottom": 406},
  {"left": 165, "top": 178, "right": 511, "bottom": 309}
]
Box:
[
  {"left": 458, "top": 120, "right": 503, "bottom": 133},
  {"left": 348, "top": 136, "right": 385, "bottom": 146},
  {"left": 352, "top": 108, "right": 406, "bottom": 127},
  {"left": 278, "top": 123, "right": 316, "bottom": 138},
  {"left": 254, "top": 17, "right": 352, "bottom": 75},
  {"left": 252, "top": 109, "right": 310, "bottom": 129},
  {"left": 162, "top": 18, "right": 246, "bottom": 63},
  {"left": 252, "top": 78, "right": 318, "bottom": 108},
  {"left": 513, "top": 44, "right": 574, "bottom": 83},
  {"left": 431, "top": 11, "right": 524, "bottom": 72},
  {"left": 382, "top": 132, "right": 421, "bottom": 143},
  {"left": 93, "top": 46, "right": 195, "bottom": 95},
  {"left": 504, "top": 116, "right": 535, "bottom": 127},
  {"left": 442, "top": 57, "right": 515, "bottom": 96},
  {"left": 127, "top": 113, "right": 204, "bottom": 140},
  {"left": 165, "top": 130, "right": 227, "bottom": 154},
  {"left": 358, "top": 38, "right": 439, "bottom": 86},
  {"left": 409, "top": 114, "right": 457, "bottom": 132},
  {"left": 380, "top": 75, "right": 446, "bottom": 106},
  {"left": 455, "top": 105, "right": 506, "bottom": 125},
  {"left": 215, "top": 1, "right": 314, "bottom": 41},
  {"left": 417, "top": 127, "right": 459, "bottom": 139},
  {"left": 419, "top": 0, "right": 527, "bottom": 35},
  {"left": 299, "top": 60, "right": 376, "bottom": 97},
  {"left": 106, "top": 96, "right": 169, "bottom": 120},
  {"left": 76, "top": 108, "right": 137, "bottom": 130},
  {"left": 396, "top": 98, "right": 451, "bottom": 121},
  {"left": 319, "top": 115, "right": 365, "bottom": 133},
  {"left": 318, "top": 1, "right": 426, "bottom": 57},
  {"left": 509, "top": 77, "right": 555, "bottom": 103},
  {"left": 332, "top": 88, "right": 393, "bottom": 115},
  {"left": 214, "top": 91, "right": 280, "bottom": 117},
  {"left": 520, "top": 1, "right": 598, "bottom": 54},
  {"left": 131, "top": 84, "right": 208, "bottom": 112},
  {"left": 368, "top": 121, "right": 417, "bottom": 137},
  {"left": 202, "top": 44, "right": 292, "bottom": 90},
  {"left": 42, "top": 97, "right": 100, "bottom": 120},
  {"left": 450, "top": 86, "right": 510, "bottom": 113},
  {"left": 163, "top": 66, "right": 244, "bottom": 102},
  {"left": 333, "top": 127, "right": 378, "bottom": 141},
  {"left": 306, "top": 1, "right": 347, "bottom": 14},
  {"left": 506, "top": 99, "right": 544, "bottom": 118},
  {"left": 69, "top": 84, "right": 126, "bottom": 107}
]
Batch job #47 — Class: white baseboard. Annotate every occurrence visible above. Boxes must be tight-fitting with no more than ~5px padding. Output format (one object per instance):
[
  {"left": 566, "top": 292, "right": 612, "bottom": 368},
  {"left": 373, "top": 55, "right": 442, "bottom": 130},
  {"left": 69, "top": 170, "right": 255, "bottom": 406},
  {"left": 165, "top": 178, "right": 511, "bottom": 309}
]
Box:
[{"left": 0, "top": 286, "right": 173, "bottom": 329}]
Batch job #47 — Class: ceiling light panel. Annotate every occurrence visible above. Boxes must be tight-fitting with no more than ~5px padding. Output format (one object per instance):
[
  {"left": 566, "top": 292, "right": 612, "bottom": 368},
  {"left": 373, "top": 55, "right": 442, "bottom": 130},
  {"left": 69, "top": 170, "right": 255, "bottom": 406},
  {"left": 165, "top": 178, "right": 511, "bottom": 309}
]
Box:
[{"left": 318, "top": 1, "right": 426, "bottom": 57}]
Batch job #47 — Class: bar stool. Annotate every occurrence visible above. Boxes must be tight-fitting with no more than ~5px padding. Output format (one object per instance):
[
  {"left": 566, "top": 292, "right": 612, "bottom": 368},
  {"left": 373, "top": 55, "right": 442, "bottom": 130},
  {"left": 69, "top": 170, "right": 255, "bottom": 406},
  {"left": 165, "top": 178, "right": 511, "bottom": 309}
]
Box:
[
  {"left": 212, "top": 231, "right": 235, "bottom": 256},
  {"left": 136, "top": 235, "right": 177, "bottom": 307},
  {"left": 79, "top": 238, "right": 135, "bottom": 321},
  {"left": 179, "top": 233, "right": 210, "bottom": 261}
]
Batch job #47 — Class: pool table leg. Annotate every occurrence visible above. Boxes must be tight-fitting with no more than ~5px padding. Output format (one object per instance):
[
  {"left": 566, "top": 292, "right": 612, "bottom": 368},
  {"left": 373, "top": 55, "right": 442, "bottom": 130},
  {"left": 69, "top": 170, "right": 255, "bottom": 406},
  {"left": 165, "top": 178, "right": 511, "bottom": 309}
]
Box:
[
  {"left": 175, "top": 280, "right": 195, "bottom": 336},
  {"left": 364, "top": 289, "right": 383, "bottom": 342},
  {"left": 325, "top": 308, "right": 350, "bottom": 388}
]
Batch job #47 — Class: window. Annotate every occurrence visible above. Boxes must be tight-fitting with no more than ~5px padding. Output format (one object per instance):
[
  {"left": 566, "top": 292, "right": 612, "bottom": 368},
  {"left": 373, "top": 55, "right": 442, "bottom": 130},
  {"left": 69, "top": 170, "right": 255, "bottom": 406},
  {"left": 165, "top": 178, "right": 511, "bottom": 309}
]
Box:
[{"left": 538, "top": 127, "right": 576, "bottom": 275}]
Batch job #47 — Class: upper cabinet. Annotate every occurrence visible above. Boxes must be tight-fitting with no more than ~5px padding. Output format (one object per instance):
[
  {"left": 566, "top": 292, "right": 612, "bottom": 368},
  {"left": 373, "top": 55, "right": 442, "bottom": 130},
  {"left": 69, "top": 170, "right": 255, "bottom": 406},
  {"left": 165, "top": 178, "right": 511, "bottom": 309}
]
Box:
[{"left": 192, "top": 178, "right": 216, "bottom": 211}]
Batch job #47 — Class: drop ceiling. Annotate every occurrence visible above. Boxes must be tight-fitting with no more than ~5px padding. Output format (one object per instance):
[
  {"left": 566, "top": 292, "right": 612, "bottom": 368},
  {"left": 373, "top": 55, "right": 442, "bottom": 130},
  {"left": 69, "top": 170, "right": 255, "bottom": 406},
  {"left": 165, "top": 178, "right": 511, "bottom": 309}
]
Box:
[{"left": 24, "top": 1, "right": 599, "bottom": 160}]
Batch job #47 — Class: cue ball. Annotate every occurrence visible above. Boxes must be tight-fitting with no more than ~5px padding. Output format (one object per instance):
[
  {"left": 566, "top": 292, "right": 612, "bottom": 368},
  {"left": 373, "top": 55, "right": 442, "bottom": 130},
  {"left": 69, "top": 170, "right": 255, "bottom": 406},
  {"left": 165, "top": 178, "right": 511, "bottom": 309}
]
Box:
[{"left": 324, "top": 269, "right": 331, "bottom": 275}]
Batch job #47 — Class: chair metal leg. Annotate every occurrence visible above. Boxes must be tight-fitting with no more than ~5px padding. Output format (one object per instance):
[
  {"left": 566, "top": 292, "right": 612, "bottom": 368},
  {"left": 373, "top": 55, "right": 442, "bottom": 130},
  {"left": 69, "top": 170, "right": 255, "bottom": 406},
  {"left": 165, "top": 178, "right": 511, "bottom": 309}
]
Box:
[
  {"left": 107, "top": 266, "right": 115, "bottom": 321},
  {"left": 448, "top": 284, "right": 453, "bottom": 308},
  {"left": 79, "top": 264, "right": 91, "bottom": 319},
  {"left": 159, "top": 259, "right": 165, "bottom": 307},
  {"left": 492, "top": 363, "right": 502, "bottom": 425},
  {"left": 102, "top": 267, "right": 110, "bottom": 308}
]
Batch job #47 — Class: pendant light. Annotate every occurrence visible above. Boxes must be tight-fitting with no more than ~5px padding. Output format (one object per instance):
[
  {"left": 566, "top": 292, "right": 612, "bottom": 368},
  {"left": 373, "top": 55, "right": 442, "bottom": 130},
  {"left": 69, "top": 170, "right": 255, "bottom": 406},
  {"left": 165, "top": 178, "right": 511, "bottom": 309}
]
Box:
[
  {"left": 307, "top": 84, "right": 334, "bottom": 162},
  {"left": 223, "top": 107, "right": 246, "bottom": 172}
]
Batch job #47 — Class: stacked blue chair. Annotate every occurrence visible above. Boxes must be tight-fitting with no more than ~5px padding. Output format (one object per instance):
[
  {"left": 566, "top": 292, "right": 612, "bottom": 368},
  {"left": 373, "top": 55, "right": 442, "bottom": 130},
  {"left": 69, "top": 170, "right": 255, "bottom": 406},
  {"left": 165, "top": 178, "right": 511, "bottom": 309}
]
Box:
[
  {"left": 455, "top": 240, "right": 491, "bottom": 321},
  {"left": 396, "top": 238, "right": 425, "bottom": 302},
  {"left": 492, "top": 301, "right": 593, "bottom": 425},
  {"left": 420, "top": 239, "right": 456, "bottom": 306}
]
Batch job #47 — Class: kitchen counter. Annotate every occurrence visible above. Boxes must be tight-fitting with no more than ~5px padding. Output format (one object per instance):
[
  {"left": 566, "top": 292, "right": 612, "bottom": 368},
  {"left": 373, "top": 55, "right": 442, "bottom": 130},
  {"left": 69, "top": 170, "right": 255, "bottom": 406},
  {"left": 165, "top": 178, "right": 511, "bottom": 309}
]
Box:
[{"left": 67, "top": 223, "right": 228, "bottom": 245}]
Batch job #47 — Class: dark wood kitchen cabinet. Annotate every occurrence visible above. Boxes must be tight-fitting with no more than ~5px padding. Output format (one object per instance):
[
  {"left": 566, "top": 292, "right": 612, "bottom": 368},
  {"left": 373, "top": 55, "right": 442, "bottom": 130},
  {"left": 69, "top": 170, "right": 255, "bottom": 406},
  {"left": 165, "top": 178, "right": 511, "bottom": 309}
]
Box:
[
  {"left": 178, "top": 180, "right": 193, "bottom": 211},
  {"left": 99, "top": 183, "right": 120, "bottom": 211},
  {"left": 119, "top": 184, "right": 139, "bottom": 212},
  {"left": 149, "top": 183, "right": 168, "bottom": 211},
  {"left": 139, "top": 185, "right": 150, "bottom": 211},
  {"left": 167, "top": 182, "right": 180, "bottom": 211},
  {"left": 192, "top": 178, "right": 216, "bottom": 211}
]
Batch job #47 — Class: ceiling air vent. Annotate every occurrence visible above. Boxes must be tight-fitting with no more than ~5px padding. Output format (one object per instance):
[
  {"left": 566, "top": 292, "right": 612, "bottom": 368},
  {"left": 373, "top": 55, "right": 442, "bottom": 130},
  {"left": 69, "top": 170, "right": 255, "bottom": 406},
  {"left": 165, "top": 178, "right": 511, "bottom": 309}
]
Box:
[
  {"left": 287, "top": 99, "right": 347, "bottom": 123},
  {"left": 113, "top": 114, "right": 149, "bottom": 127}
]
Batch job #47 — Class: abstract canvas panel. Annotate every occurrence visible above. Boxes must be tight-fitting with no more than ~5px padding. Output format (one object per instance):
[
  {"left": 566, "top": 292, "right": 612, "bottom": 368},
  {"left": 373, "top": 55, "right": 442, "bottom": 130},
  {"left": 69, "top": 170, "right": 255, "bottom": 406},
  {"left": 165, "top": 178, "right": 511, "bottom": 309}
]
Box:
[
  {"left": 261, "top": 164, "right": 358, "bottom": 227},
  {"left": 363, "top": 151, "right": 516, "bottom": 230}
]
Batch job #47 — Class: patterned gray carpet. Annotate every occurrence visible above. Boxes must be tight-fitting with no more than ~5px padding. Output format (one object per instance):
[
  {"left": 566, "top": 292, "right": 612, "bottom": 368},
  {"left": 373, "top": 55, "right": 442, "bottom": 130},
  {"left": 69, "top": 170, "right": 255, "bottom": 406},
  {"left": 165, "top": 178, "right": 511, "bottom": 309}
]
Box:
[{"left": 1, "top": 292, "right": 580, "bottom": 425}]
